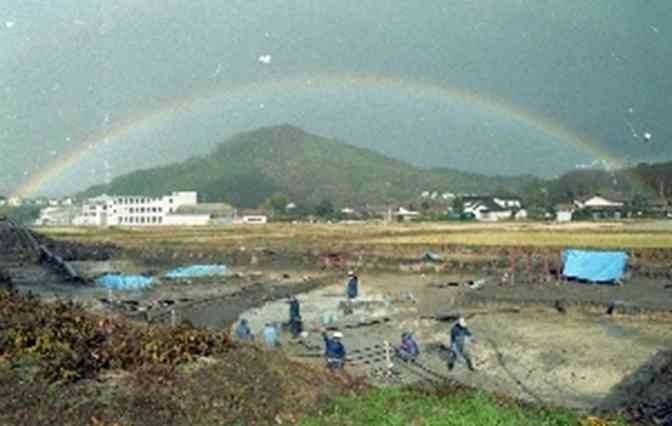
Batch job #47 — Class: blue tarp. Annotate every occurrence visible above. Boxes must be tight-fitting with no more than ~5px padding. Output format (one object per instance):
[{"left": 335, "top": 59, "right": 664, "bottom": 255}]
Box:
[
  {"left": 96, "top": 274, "right": 154, "bottom": 290},
  {"left": 165, "top": 264, "right": 228, "bottom": 279},
  {"left": 562, "top": 250, "right": 628, "bottom": 283}
]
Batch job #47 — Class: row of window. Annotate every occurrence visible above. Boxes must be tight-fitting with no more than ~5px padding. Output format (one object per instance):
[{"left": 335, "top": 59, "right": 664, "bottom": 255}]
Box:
[
  {"left": 118, "top": 216, "right": 164, "bottom": 224},
  {"left": 126, "top": 207, "right": 166, "bottom": 213},
  {"left": 112, "top": 198, "right": 173, "bottom": 205}
]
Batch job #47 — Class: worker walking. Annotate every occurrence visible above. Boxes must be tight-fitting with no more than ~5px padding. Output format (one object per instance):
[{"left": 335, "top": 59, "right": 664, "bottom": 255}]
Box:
[
  {"left": 234, "top": 318, "right": 254, "bottom": 342},
  {"left": 322, "top": 330, "right": 346, "bottom": 369},
  {"left": 448, "top": 316, "right": 475, "bottom": 371},
  {"left": 396, "top": 331, "right": 420, "bottom": 362},
  {"left": 346, "top": 271, "right": 358, "bottom": 300},
  {"left": 289, "top": 314, "right": 303, "bottom": 338}
]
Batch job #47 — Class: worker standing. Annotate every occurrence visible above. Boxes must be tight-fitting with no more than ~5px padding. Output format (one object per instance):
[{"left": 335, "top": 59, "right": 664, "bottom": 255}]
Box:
[
  {"left": 448, "top": 316, "right": 475, "bottom": 371},
  {"left": 322, "top": 330, "right": 346, "bottom": 369},
  {"left": 346, "top": 271, "right": 358, "bottom": 300},
  {"left": 263, "top": 322, "right": 280, "bottom": 348},
  {"left": 287, "top": 295, "right": 300, "bottom": 323}
]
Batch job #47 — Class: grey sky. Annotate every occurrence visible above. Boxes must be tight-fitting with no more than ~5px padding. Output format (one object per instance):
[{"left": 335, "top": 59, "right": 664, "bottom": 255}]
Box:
[{"left": 1, "top": 0, "right": 671, "bottom": 196}]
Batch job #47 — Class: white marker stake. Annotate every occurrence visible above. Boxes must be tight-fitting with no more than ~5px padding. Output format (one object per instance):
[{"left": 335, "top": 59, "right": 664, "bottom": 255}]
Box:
[{"left": 384, "top": 340, "right": 393, "bottom": 377}]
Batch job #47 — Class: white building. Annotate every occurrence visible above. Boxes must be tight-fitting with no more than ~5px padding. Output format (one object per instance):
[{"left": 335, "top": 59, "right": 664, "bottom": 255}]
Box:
[
  {"left": 441, "top": 192, "right": 456, "bottom": 200},
  {"left": 555, "top": 204, "right": 575, "bottom": 222},
  {"left": 72, "top": 191, "right": 210, "bottom": 226},
  {"left": 493, "top": 196, "right": 523, "bottom": 209},
  {"left": 393, "top": 207, "right": 420, "bottom": 222},
  {"left": 463, "top": 196, "right": 526, "bottom": 222},
  {"left": 573, "top": 195, "right": 624, "bottom": 209},
  {"left": 34, "top": 206, "right": 80, "bottom": 226},
  {"left": 233, "top": 209, "right": 268, "bottom": 225}
]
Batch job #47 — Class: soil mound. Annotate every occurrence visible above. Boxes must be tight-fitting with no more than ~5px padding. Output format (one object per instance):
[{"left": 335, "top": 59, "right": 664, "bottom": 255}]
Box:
[{"left": 0, "top": 289, "right": 355, "bottom": 425}]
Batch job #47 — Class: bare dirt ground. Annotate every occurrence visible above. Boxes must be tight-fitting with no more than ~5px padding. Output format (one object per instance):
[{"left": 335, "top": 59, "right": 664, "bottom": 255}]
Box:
[
  {"left": 232, "top": 272, "right": 672, "bottom": 412},
  {"left": 4, "top": 222, "right": 672, "bottom": 419}
]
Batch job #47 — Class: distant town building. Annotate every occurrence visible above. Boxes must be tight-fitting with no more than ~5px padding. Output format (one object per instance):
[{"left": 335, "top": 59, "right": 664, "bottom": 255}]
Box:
[
  {"left": 573, "top": 195, "right": 624, "bottom": 210},
  {"left": 8, "top": 197, "right": 22, "bottom": 207},
  {"left": 71, "top": 191, "right": 211, "bottom": 226},
  {"left": 441, "top": 192, "right": 456, "bottom": 200},
  {"left": 555, "top": 204, "right": 575, "bottom": 222},
  {"left": 234, "top": 209, "right": 268, "bottom": 225},
  {"left": 572, "top": 194, "right": 626, "bottom": 220},
  {"left": 393, "top": 207, "right": 420, "bottom": 222},
  {"left": 34, "top": 206, "right": 80, "bottom": 226},
  {"left": 462, "top": 196, "right": 526, "bottom": 222}
]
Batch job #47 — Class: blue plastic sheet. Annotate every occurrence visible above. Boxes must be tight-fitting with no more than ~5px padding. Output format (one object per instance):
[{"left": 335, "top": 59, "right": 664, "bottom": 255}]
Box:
[
  {"left": 165, "top": 264, "right": 228, "bottom": 279},
  {"left": 96, "top": 274, "right": 154, "bottom": 290},
  {"left": 562, "top": 250, "right": 628, "bottom": 283}
]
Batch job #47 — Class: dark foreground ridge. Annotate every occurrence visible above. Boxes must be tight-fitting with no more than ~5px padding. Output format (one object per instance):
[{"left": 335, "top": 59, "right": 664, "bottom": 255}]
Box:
[{"left": 0, "top": 289, "right": 356, "bottom": 425}]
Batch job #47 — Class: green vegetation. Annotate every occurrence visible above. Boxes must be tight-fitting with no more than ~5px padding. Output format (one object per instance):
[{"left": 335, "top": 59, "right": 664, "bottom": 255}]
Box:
[
  {"left": 3, "top": 204, "right": 41, "bottom": 225},
  {"left": 301, "top": 387, "right": 622, "bottom": 426},
  {"left": 79, "top": 125, "right": 534, "bottom": 207},
  {"left": 75, "top": 125, "right": 672, "bottom": 213}
]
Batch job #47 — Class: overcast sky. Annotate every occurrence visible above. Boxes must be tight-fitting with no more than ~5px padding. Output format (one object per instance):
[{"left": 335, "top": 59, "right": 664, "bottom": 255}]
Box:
[{"left": 2, "top": 0, "right": 671, "bottom": 196}]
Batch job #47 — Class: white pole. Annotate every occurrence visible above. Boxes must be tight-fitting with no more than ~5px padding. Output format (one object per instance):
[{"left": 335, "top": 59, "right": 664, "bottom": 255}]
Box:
[{"left": 384, "top": 340, "right": 393, "bottom": 377}]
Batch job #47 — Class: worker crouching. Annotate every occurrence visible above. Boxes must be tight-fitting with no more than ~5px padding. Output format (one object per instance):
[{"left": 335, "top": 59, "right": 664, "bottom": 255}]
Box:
[
  {"left": 323, "top": 330, "right": 346, "bottom": 369},
  {"left": 396, "top": 331, "right": 420, "bottom": 362}
]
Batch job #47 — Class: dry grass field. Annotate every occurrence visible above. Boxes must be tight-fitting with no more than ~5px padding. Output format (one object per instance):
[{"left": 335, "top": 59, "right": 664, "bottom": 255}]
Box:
[{"left": 36, "top": 221, "right": 672, "bottom": 254}]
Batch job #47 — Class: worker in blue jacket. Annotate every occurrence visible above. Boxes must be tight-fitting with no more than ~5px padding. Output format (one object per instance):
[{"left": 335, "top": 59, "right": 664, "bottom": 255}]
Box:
[
  {"left": 346, "top": 271, "right": 358, "bottom": 299},
  {"left": 234, "top": 318, "right": 254, "bottom": 342},
  {"left": 397, "top": 331, "right": 420, "bottom": 361},
  {"left": 322, "top": 330, "right": 346, "bottom": 369},
  {"left": 287, "top": 295, "right": 300, "bottom": 323},
  {"left": 448, "top": 316, "right": 475, "bottom": 371},
  {"left": 263, "top": 322, "right": 280, "bottom": 348}
]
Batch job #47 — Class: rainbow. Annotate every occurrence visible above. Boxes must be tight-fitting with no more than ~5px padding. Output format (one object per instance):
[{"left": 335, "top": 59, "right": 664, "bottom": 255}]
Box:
[{"left": 12, "top": 72, "right": 625, "bottom": 197}]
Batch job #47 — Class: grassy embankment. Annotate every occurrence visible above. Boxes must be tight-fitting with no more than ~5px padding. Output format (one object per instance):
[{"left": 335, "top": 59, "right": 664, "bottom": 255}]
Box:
[{"left": 302, "top": 387, "right": 625, "bottom": 426}]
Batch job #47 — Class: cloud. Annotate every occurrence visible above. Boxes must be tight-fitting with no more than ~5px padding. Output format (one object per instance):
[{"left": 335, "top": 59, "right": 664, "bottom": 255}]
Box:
[
  {"left": 258, "top": 54, "right": 272, "bottom": 64},
  {"left": 5, "top": 20, "right": 15, "bottom": 28}
]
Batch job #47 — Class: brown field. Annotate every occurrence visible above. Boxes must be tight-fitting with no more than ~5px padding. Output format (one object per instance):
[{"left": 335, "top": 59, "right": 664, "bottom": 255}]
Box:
[{"left": 36, "top": 221, "right": 672, "bottom": 254}]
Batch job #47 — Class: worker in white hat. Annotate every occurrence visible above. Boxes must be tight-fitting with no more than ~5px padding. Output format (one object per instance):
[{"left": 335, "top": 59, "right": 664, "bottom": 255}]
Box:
[{"left": 322, "top": 329, "right": 346, "bottom": 369}]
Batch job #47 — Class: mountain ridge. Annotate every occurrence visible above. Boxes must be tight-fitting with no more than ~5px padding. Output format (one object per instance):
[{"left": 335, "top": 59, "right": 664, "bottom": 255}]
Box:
[{"left": 79, "top": 125, "right": 535, "bottom": 207}]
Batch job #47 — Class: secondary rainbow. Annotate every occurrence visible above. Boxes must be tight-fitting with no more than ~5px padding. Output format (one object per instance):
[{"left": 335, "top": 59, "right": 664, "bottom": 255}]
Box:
[{"left": 12, "top": 72, "right": 623, "bottom": 197}]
